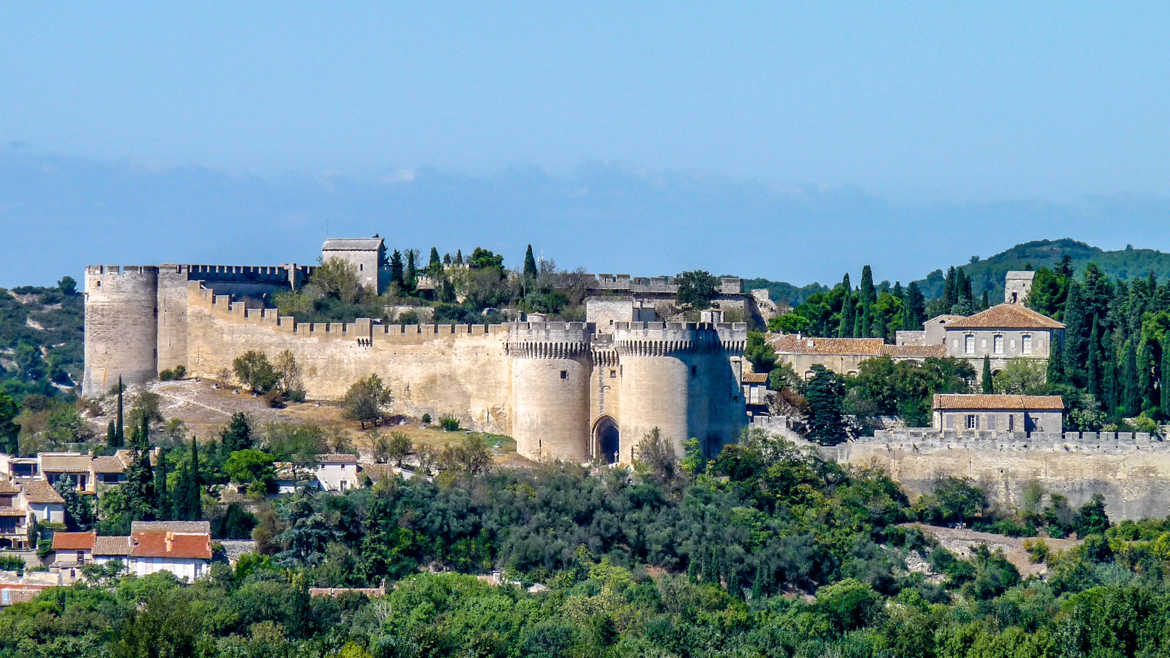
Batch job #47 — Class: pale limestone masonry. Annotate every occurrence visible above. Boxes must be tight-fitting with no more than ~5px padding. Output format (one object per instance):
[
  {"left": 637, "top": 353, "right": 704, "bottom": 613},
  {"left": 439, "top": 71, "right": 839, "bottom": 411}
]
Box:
[
  {"left": 84, "top": 259, "right": 748, "bottom": 463},
  {"left": 828, "top": 429, "right": 1170, "bottom": 521}
]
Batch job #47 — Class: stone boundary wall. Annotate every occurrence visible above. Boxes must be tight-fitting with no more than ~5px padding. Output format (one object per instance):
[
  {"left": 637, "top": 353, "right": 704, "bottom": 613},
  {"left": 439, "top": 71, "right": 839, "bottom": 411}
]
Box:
[{"left": 827, "top": 429, "right": 1170, "bottom": 521}]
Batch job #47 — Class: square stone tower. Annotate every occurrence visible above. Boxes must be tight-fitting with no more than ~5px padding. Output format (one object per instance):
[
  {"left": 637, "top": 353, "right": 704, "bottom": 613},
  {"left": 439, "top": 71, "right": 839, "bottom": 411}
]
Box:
[
  {"left": 1004, "top": 270, "right": 1035, "bottom": 305},
  {"left": 321, "top": 237, "right": 385, "bottom": 294}
]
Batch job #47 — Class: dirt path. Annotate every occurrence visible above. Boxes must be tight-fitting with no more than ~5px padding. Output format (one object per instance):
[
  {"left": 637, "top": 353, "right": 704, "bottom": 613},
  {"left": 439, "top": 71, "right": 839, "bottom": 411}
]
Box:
[{"left": 907, "top": 523, "right": 1082, "bottom": 577}]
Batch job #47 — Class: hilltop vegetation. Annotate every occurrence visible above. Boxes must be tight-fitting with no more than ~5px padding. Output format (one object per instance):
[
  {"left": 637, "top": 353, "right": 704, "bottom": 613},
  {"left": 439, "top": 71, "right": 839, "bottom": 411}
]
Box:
[
  {"left": 752, "top": 238, "right": 1170, "bottom": 308},
  {"left": 0, "top": 278, "right": 83, "bottom": 399}
]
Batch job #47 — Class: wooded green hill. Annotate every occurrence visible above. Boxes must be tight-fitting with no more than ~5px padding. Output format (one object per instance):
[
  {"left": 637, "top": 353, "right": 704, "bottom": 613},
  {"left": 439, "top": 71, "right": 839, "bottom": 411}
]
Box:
[{"left": 754, "top": 238, "right": 1170, "bottom": 305}]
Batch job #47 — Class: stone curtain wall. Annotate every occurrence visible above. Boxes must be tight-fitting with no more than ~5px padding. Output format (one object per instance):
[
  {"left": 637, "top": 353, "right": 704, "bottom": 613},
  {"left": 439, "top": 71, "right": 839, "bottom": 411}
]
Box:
[
  {"left": 184, "top": 283, "right": 513, "bottom": 433},
  {"left": 828, "top": 429, "right": 1170, "bottom": 521}
]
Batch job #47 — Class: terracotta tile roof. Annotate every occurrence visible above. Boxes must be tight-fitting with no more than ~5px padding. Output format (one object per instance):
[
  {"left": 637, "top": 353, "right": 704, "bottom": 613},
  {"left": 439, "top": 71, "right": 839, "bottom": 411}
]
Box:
[
  {"left": 926, "top": 314, "right": 966, "bottom": 324},
  {"left": 131, "top": 520, "right": 211, "bottom": 535},
  {"left": 52, "top": 531, "right": 95, "bottom": 551},
  {"left": 93, "top": 535, "right": 132, "bottom": 556},
  {"left": 944, "top": 304, "right": 1064, "bottom": 330},
  {"left": 0, "top": 481, "right": 21, "bottom": 495},
  {"left": 21, "top": 480, "right": 64, "bottom": 504},
  {"left": 91, "top": 456, "right": 125, "bottom": 474},
  {"left": 130, "top": 531, "right": 212, "bottom": 560},
  {"left": 315, "top": 454, "right": 359, "bottom": 464},
  {"left": 39, "top": 453, "right": 92, "bottom": 473},
  {"left": 880, "top": 344, "right": 946, "bottom": 358},
  {"left": 742, "top": 372, "right": 769, "bottom": 384},
  {"left": 932, "top": 394, "right": 1065, "bottom": 411},
  {"left": 0, "top": 507, "right": 26, "bottom": 517},
  {"left": 768, "top": 334, "right": 886, "bottom": 356}
]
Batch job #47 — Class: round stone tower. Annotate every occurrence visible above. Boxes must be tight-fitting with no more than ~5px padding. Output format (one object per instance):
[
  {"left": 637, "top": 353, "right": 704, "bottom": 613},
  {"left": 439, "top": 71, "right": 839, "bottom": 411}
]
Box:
[
  {"left": 508, "top": 322, "right": 593, "bottom": 461},
  {"left": 83, "top": 265, "right": 159, "bottom": 397},
  {"left": 615, "top": 322, "right": 747, "bottom": 461}
]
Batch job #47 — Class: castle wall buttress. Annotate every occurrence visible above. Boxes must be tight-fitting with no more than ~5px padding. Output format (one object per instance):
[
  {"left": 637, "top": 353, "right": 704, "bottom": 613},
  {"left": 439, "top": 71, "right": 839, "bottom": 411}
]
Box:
[{"left": 156, "top": 265, "right": 191, "bottom": 373}]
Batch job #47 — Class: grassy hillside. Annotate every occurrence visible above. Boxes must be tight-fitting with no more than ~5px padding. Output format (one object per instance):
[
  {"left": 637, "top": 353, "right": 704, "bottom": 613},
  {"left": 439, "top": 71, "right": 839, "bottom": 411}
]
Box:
[{"left": 0, "top": 281, "right": 84, "bottom": 399}]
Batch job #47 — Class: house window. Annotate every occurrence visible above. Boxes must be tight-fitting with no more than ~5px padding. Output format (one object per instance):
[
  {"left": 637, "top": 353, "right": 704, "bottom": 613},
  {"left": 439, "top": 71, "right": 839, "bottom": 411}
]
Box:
[
  {"left": 964, "top": 335, "right": 975, "bottom": 354},
  {"left": 993, "top": 335, "right": 1004, "bottom": 354},
  {"left": 1022, "top": 335, "right": 1032, "bottom": 354},
  {"left": 1008, "top": 415, "right": 1015, "bottom": 431},
  {"left": 609, "top": 369, "right": 616, "bottom": 378},
  {"left": 560, "top": 370, "right": 567, "bottom": 380},
  {"left": 691, "top": 366, "right": 697, "bottom": 376},
  {"left": 966, "top": 414, "right": 978, "bottom": 429}
]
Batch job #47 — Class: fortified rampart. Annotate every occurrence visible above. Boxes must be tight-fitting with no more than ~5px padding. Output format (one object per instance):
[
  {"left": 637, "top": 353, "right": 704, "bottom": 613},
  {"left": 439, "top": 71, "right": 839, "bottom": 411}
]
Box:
[
  {"left": 826, "top": 429, "right": 1170, "bottom": 521},
  {"left": 84, "top": 258, "right": 750, "bottom": 464}
]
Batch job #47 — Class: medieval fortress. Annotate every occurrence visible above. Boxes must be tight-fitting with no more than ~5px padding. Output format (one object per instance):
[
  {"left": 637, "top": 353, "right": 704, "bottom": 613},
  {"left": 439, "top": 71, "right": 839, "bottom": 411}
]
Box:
[
  {"left": 83, "top": 238, "right": 753, "bottom": 464},
  {"left": 83, "top": 241, "right": 1170, "bottom": 519}
]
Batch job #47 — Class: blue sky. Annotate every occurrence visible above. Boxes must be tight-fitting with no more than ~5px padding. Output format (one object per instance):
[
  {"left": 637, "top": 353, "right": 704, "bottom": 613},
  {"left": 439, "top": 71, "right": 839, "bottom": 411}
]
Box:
[{"left": 2, "top": 3, "right": 1169, "bottom": 285}]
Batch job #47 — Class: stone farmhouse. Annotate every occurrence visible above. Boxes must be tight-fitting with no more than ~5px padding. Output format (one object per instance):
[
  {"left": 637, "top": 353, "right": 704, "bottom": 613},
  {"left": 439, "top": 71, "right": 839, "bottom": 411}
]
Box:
[
  {"left": 770, "top": 272, "right": 1064, "bottom": 383},
  {"left": 84, "top": 239, "right": 765, "bottom": 463}
]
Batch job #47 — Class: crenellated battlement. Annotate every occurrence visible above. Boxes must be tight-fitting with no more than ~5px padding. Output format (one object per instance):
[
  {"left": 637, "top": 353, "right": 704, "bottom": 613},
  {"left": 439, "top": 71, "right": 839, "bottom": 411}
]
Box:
[
  {"left": 189, "top": 282, "right": 509, "bottom": 344},
  {"left": 85, "top": 265, "right": 160, "bottom": 277},
  {"left": 505, "top": 321, "right": 592, "bottom": 358},
  {"left": 613, "top": 321, "right": 747, "bottom": 355},
  {"left": 842, "top": 428, "right": 1167, "bottom": 455}
]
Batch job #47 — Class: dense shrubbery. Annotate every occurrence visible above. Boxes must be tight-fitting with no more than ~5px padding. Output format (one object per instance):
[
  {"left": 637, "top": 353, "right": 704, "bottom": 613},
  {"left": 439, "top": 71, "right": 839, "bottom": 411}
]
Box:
[{"left": 1, "top": 427, "right": 1168, "bottom": 655}]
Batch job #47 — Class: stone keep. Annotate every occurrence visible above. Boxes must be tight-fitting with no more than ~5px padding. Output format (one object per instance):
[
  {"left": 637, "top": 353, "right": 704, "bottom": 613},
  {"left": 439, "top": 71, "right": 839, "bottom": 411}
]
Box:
[{"left": 83, "top": 253, "right": 749, "bottom": 463}]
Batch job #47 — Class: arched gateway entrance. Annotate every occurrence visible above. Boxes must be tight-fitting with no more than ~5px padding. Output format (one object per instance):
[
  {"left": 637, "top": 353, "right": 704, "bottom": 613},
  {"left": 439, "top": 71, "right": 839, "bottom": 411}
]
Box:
[{"left": 593, "top": 416, "right": 620, "bottom": 464}]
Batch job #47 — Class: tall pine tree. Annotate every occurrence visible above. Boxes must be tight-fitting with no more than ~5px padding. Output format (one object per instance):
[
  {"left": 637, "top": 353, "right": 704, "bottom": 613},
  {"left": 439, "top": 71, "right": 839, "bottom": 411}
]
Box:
[
  {"left": 125, "top": 413, "right": 156, "bottom": 520},
  {"left": 389, "top": 250, "right": 404, "bottom": 287},
  {"left": 1138, "top": 340, "right": 1156, "bottom": 414},
  {"left": 404, "top": 250, "right": 417, "bottom": 292},
  {"left": 1062, "top": 283, "right": 1088, "bottom": 386},
  {"left": 114, "top": 376, "right": 125, "bottom": 448},
  {"left": 523, "top": 245, "right": 538, "bottom": 279},
  {"left": 427, "top": 247, "right": 442, "bottom": 275},
  {"left": 905, "top": 282, "right": 926, "bottom": 329},
  {"left": 154, "top": 449, "right": 170, "bottom": 520},
  {"left": 1047, "top": 335, "right": 1064, "bottom": 385},
  {"left": 859, "top": 266, "right": 876, "bottom": 307},
  {"left": 982, "top": 356, "right": 994, "bottom": 394}
]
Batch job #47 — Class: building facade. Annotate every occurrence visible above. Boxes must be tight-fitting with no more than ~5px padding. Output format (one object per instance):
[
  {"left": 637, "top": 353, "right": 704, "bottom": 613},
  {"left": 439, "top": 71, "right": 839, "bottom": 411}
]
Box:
[{"left": 932, "top": 394, "right": 1064, "bottom": 433}]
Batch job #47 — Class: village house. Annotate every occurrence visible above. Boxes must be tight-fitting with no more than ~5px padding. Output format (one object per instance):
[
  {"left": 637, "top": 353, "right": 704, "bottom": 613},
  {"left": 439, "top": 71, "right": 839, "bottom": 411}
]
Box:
[
  {"left": 314, "top": 454, "right": 360, "bottom": 492},
  {"left": 932, "top": 394, "right": 1064, "bottom": 433},
  {"left": 126, "top": 521, "right": 213, "bottom": 581},
  {"left": 19, "top": 480, "right": 65, "bottom": 525}
]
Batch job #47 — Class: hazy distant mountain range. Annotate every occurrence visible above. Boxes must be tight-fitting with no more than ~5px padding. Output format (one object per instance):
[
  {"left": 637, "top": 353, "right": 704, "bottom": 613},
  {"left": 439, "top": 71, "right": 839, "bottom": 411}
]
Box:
[{"left": 2, "top": 146, "right": 1169, "bottom": 289}]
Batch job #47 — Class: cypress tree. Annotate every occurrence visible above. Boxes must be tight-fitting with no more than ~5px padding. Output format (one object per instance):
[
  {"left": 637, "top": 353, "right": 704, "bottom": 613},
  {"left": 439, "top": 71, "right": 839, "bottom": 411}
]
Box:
[
  {"left": 1047, "top": 335, "right": 1064, "bottom": 385},
  {"left": 838, "top": 296, "right": 855, "bottom": 338},
  {"left": 1124, "top": 338, "right": 1139, "bottom": 417},
  {"left": 404, "top": 250, "right": 417, "bottom": 291},
  {"left": 125, "top": 414, "right": 156, "bottom": 520},
  {"left": 1062, "top": 283, "right": 1087, "bottom": 386},
  {"left": 943, "top": 267, "right": 958, "bottom": 308},
  {"left": 154, "top": 449, "right": 169, "bottom": 520},
  {"left": 859, "top": 266, "right": 876, "bottom": 307},
  {"left": 389, "top": 250, "right": 404, "bottom": 287},
  {"left": 107, "top": 421, "right": 116, "bottom": 449},
  {"left": 980, "top": 290, "right": 990, "bottom": 310},
  {"left": 523, "top": 244, "right": 538, "bottom": 279},
  {"left": 982, "top": 356, "right": 993, "bottom": 394},
  {"left": 853, "top": 306, "right": 867, "bottom": 338},
  {"left": 454, "top": 249, "right": 463, "bottom": 265},
  {"left": 115, "top": 376, "right": 125, "bottom": 447},
  {"left": 905, "top": 282, "right": 926, "bottom": 329},
  {"left": 1138, "top": 340, "right": 1156, "bottom": 414},
  {"left": 1162, "top": 344, "right": 1170, "bottom": 420},
  {"left": 427, "top": 247, "right": 442, "bottom": 275},
  {"left": 187, "top": 437, "right": 202, "bottom": 520},
  {"left": 1086, "top": 318, "right": 1102, "bottom": 399},
  {"left": 1102, "top": 339, "right": 1119, "bottom": 417}
]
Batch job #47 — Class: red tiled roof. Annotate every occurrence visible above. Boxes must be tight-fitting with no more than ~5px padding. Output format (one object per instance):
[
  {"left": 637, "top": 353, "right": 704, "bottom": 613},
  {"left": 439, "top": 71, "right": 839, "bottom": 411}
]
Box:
[
  {"left": 768, "top": 334, "right": 885, "bottom": 355},
  {"left": 880, "top": 344, "right": 946, "bottom": 358},
  {"left": 39, "top": 453, "right": 91, "bottom": 473},
  {"left": 742, "top": 372, "right": 768, "bottom": 384},
  {"left": 944, "top": 304, "right": 1064, "bottom": 330},
  {"left": 91, "top": 456, "right": 125, "bottom": 474},
  {"left": 130, "top": 531, "right": 212, "bottom": 560},
  {"left": 21, "top": 480, "right": 64, "bottom": 504},
  {"left": 52, "top": 531, "right": 95, "bottom": 551},
  {"left": 932, "top": 394, "right": 1065, "bottom": 411}
]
